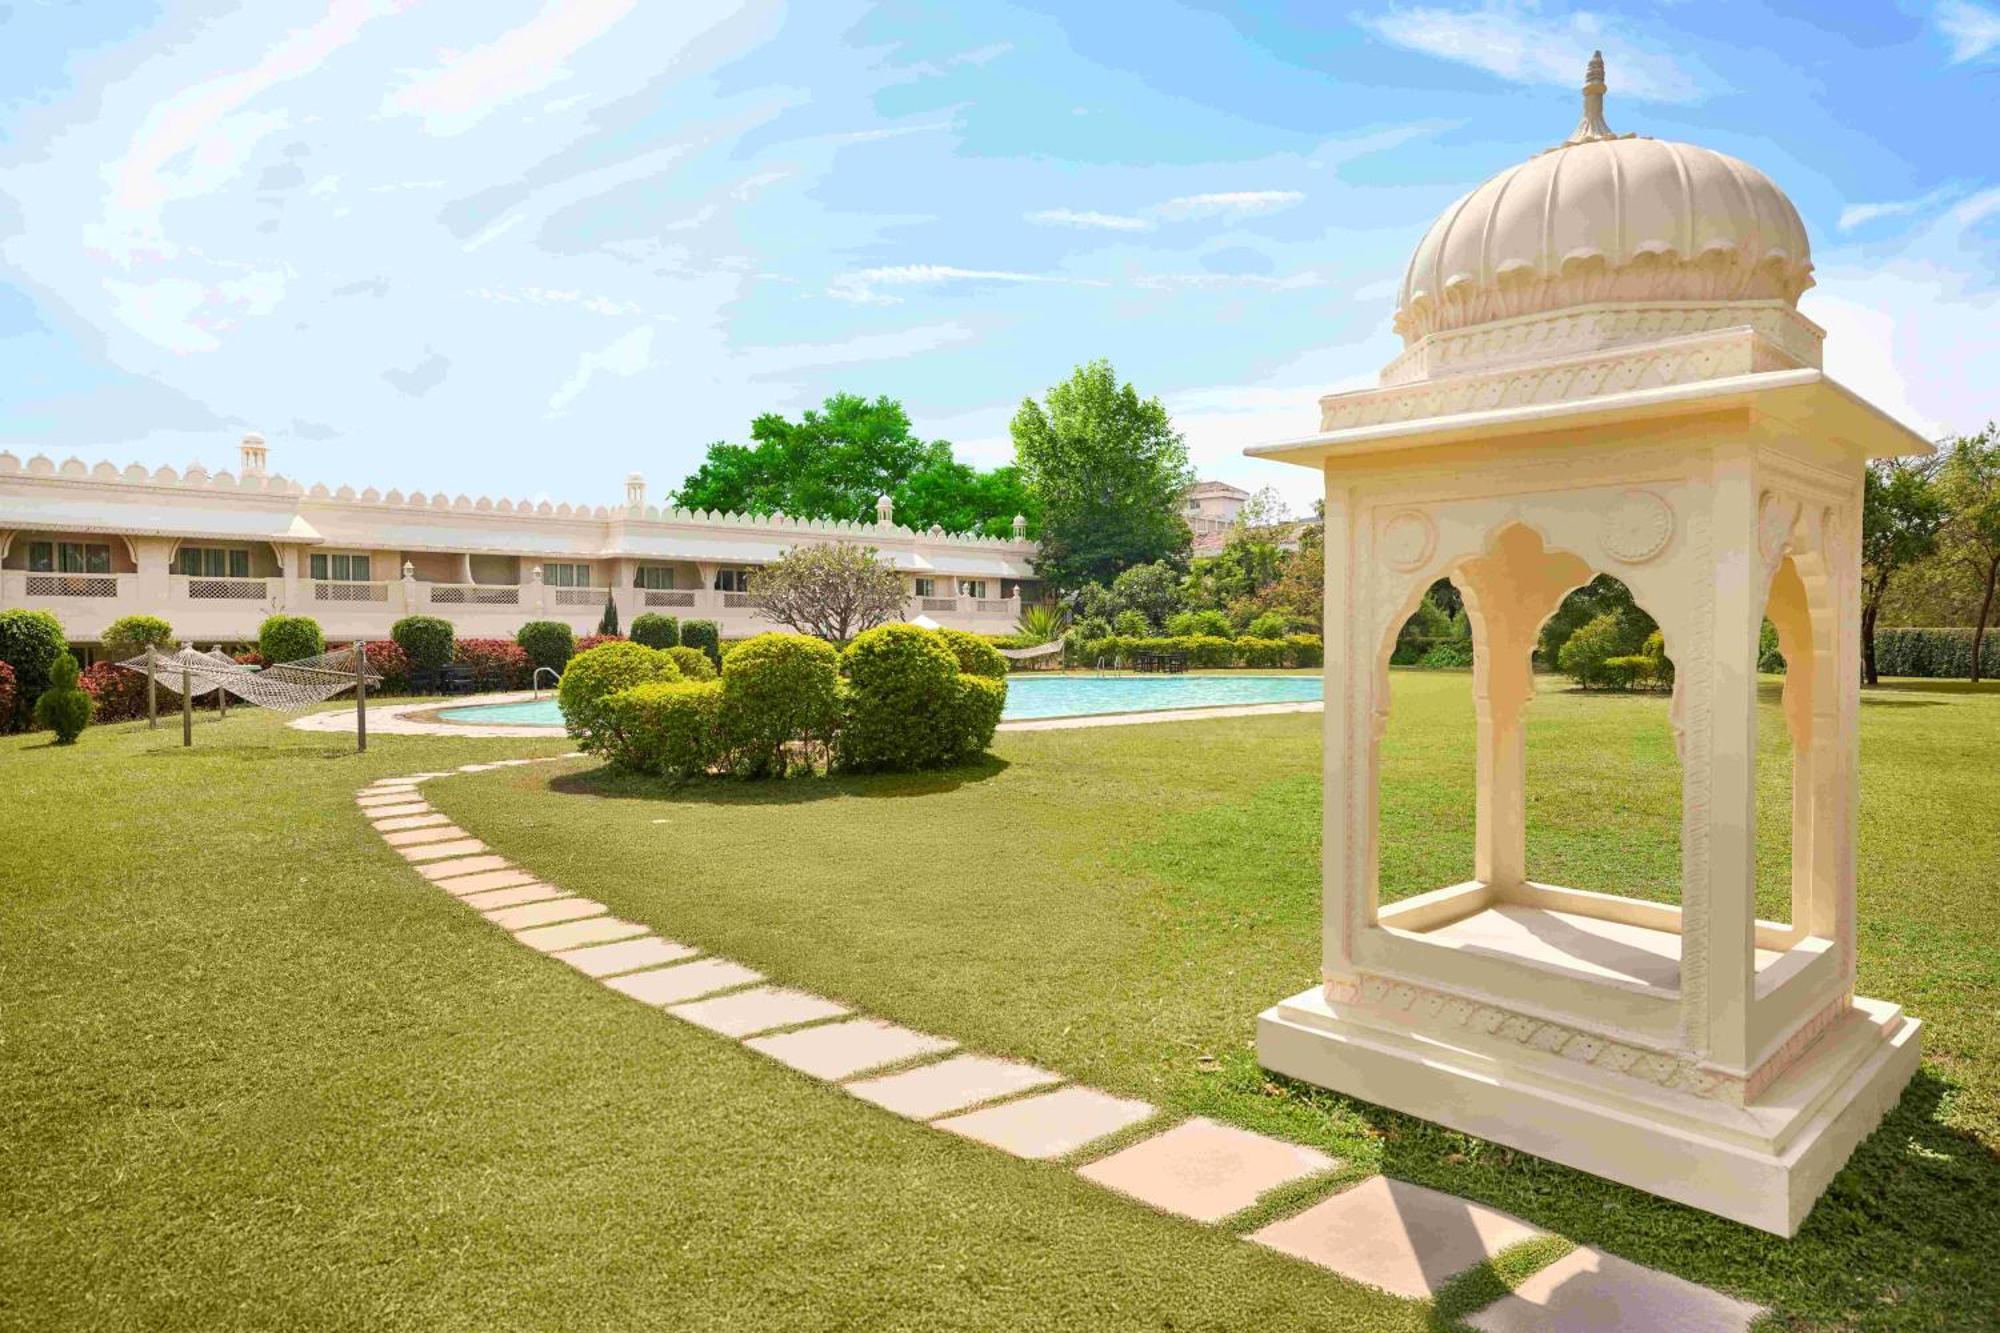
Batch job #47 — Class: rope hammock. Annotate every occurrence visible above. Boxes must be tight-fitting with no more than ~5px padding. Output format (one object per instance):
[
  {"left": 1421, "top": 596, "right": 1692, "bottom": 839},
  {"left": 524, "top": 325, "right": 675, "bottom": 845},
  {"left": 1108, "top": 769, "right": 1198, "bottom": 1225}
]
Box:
[
  {"left": 119, "top": 644, "right": 380, "bottom": 713},
  {"left": 996, "top": 634, "right": 1066, "bottom": 664}
]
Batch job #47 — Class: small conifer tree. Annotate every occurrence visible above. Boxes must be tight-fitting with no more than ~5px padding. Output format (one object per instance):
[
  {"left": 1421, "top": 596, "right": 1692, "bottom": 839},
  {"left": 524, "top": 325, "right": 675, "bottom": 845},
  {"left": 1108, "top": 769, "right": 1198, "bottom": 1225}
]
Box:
[{"left": 33, "top": 651, "right": 92, "bottom": 744}]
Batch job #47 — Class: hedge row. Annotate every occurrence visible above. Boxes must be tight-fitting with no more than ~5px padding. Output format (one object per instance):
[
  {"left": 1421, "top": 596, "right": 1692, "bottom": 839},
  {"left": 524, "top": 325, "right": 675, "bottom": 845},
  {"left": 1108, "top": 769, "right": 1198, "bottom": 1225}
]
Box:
[
  {"left": 1873, "top": 627, "right": 2000, "bottom": 679},
  {"left": 1065, "top": 633, "right": 1323, "bottom": 669},
  {"left": 571, "top": 625, "right": 1005, "bottom": 782}
]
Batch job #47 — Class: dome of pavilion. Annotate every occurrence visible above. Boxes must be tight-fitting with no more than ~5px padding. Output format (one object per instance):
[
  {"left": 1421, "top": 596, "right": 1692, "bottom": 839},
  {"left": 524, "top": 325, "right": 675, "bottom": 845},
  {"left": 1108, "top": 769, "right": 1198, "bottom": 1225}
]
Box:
[{"left": 1393, "top": 53, "right": 1814, "bottom": 346}]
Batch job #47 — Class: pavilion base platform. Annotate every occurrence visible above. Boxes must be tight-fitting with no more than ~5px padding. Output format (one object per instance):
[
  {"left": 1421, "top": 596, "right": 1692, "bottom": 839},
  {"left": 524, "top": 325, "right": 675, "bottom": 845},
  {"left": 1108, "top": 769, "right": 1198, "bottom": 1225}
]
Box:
[{"left": 1258, "top": 985, "right": 1919, "bottom": 1236}]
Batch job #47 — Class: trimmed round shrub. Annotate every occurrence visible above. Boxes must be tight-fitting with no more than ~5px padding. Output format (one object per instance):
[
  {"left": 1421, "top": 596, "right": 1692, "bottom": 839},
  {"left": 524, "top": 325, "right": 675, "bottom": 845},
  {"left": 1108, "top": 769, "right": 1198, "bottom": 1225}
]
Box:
[
  {"left": 630, "top": 613, "right": 680, "bottom": 649},
  {"left": 937, "top": 627, "right": 1008, "bottom": 680},
  {"left": 601, "top": 679, "right": 725, "bottom": 780},
  {"left": 102, "top": 614, "right": 173, "bottom": 660},
  {"left": 0, "top": 608, "right": 66, "bottom": 727},
  {"left": 720, "top": 632, "right": 842, "bottom": 777},
  {"left": 838, "top": 624, "right": 963, "bottom": 772},
  {"left": 558, "top": 641, "right": 681, "bottom": 744},
  {"left": 453, "top": 639, "right": 533, "bottom": 690},
  {"left": 667, "top": 645, "right": 716, "bottom": 681},
  {"left": 681, "top": 619, "right": 721, "bottom": 669},
  {"left": 34, "top": 651, "right": 92, "bottom": 743},
  {"left": 0, "top": 661, "right": 14, "bottom": 729},
  {"left": 258, "top": 615, "right": 324, "bottom": 666},
  {"left": 515, "top": 620, "right": 576, "bottom": 674},
  {"left": 392, "top": 615, "right": 455, "bottom": 673},
  {"left": 940, "top": 674, "right": 1006, "bottom": 764},
  {"left": 1245, "top": 611, "right": 1291, "bottom": 640},
  {"left": 80, "top": 661, "right": 148, "bottom": 722}
]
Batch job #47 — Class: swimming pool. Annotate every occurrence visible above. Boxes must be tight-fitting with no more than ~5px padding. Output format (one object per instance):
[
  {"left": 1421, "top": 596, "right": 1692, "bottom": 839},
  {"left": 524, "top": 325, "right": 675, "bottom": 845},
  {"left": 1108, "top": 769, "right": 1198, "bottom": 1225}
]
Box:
[{"left": 434, "top": 673, "right": 1324, "bottom": 727}]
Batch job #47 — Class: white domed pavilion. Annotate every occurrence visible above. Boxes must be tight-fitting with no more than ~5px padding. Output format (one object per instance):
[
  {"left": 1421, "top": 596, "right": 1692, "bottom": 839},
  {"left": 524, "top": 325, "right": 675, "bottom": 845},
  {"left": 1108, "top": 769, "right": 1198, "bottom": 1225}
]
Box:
[{"left": 1250, "top": 55, "right": 1926, "bottom": 1236}]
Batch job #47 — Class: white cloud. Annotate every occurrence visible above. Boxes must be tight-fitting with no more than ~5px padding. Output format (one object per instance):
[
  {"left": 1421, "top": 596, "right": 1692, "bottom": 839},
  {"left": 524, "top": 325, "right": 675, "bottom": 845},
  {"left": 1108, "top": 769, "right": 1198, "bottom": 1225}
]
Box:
[
  {"left": 1155, "top": 190, "right": 1304, "bottom": 221},
  {"left": 548, "top": 325, "right": 655, "bottom": 413},
  {"left": 826, "top": 265, "right": 1104, "bottom": 306},
  {"left": 1938, "top": 1, "right": 2000, "bottom": 63},
  {"left": 1356, "top": 4, "right": 1702, "bottom": 104},
  {"left": 1813, "top": 187, "right": 2000, "bottom": 441},
  {"left": 1837, "top": 186, "right": 1959, "bottom": 231},
  {"left": 1131, "top": 270, "right": 1329, "bottom": 292},
  {"left": 380, "top": 0, "right": 645, "bottom": 134},
  {"left": 1025, "top": 208, "right": 1152, "bottom": 232}
]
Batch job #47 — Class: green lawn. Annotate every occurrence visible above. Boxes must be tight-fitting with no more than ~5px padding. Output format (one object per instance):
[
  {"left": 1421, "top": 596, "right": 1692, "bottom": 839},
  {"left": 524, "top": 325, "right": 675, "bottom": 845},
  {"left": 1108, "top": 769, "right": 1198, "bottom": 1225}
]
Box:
[{"left": 5, "top": 674, "right": 1998, "bottom": 1329}]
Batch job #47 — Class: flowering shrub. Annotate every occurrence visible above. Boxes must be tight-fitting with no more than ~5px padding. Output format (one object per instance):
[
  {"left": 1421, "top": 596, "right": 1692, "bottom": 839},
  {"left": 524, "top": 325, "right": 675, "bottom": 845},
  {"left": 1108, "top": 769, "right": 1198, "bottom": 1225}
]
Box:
[
  {"left": 364, "top": 640, "right": 410, "bottom": 693},
  {"left": 573, "top": 634, "right": 626, "bottom": 656},
  {"left": 0, "top": 660, "right": 16, "bottom": 727},
  {"left": 453, "top": 638, "right": 532, "bottom": 689},
  {"left": 80, "top": 661, "right": 149, "bottom": 722}
]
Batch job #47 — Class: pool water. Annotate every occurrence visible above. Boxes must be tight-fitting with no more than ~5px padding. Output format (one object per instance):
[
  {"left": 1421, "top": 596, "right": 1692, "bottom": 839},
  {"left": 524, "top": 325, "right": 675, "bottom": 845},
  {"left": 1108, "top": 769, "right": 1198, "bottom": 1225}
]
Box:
[{"left": 435, "top": 673, "right": 1323, "bottom": 727}]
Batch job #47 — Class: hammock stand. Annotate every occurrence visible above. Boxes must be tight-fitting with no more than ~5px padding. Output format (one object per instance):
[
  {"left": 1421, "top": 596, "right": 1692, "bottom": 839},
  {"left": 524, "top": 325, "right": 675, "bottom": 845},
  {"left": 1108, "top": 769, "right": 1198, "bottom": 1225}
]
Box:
[{"left": 121, "top": 643, "right": 380, "bottom": 751}]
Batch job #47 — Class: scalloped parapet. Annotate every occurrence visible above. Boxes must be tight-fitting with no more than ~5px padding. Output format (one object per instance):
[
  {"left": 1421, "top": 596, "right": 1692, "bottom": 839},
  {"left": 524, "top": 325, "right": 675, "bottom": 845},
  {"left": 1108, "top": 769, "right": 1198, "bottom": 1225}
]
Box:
[{"left": 0, "top": 446, "right": 1033, "bottom": 547}]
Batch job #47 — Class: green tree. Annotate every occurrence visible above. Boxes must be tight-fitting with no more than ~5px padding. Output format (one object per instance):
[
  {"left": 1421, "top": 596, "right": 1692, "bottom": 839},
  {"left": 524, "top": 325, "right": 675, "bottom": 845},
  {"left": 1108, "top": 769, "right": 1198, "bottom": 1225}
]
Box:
[
  {"left": 1010, "top": 359, "right": 1194, "bottom": 590},
  {"left": 1537, "top": 575, "right": 1652, "bottom": 668},
  {"left": 1861, "top": 458, "right": 1945, "bottom": 685},
  {"left": 1105, "top": 562, "right": 1182, "bottom": 631},
  {"left": 1937, "top": 425, "right": 2000, "bottom": 683},
  {"left": 672, "top": 393, "right": 1029, "bottom": 535},
  {"left": 747, "top": 543, "right": 907, "bottom": 644},
  {"left": 102, "top": 614, "right": 174, "bottom": 661}
]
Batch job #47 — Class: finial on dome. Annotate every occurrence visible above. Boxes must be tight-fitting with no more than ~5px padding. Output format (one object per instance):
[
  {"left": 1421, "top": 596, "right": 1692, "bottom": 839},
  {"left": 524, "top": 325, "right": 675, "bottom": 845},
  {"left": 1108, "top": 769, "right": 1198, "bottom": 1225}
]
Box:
[{"left": 1563, "top": 49, "right": 1618, "bottom": 147}]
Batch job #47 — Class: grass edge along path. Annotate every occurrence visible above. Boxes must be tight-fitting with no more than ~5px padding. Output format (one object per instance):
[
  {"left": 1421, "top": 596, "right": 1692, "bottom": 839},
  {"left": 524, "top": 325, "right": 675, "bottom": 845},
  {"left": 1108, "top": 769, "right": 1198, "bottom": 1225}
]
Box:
[{"left": 387, "top": 761, "right": 1766, "bottom": 1330}]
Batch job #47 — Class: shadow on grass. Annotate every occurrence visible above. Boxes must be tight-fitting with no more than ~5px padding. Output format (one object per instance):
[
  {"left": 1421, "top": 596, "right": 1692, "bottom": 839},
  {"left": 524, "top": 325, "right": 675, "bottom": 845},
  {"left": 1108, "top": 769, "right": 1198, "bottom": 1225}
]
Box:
[
  {"left": 1273, "top": 1063, "right": 2000, "bottom": 1324},
  {"left": 550, "top": 752, "right": 1011, "bottom": 807}
]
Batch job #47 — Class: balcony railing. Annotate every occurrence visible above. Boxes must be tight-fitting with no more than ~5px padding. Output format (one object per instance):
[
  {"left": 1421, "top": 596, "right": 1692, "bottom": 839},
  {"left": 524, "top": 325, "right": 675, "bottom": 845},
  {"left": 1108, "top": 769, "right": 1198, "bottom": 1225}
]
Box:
[
  {"left": 642, "top": 588, "right": 698, "bottom": 607},
  {"left": 427, "top": 582, "right": 519, "bottom": 606},
  {"left": 24, "top": 573, "right": 123, "bottom": 598},
  {"left": 550, "top": 586, "right": 600, "bottom": 607},
  {"left": 721, "top": 592, "right": 754, "bottom": 608},
  {"left": 922, "top": 597, "right": 957, "bottom": 612},
  {"left": 311, "top": 580, "right": 389, "bottom": 603},
  {"left": 173, "top": 575, "right": 271, "bottom": 600},
  {"left": 976, "top": 598, "right": 1011, "bottom": 613}
]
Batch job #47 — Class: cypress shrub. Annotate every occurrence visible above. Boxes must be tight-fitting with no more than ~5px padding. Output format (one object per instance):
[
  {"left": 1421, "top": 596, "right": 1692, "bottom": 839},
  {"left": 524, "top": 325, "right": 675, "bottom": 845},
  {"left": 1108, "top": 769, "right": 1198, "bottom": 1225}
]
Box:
[
  {"left": 392, "top": 615, "right": 455, "bottom": 673},
  {"left": 33, "top": 651, "right": 92, "bottom": 743},
  {"left": 257, "top": 615, "right": 325, "bottom": 666},
  {"left": 597, "top": 592, "right": 619, "bottom": 637},
  {"left": 630, "top": 613, "right": 680, "bottom": 649},
  {"left": 681, "top": 619, "right": 721, "bottom": 669},
  {"left": 515, "top": 620, "right": 575, "bottom": 674},
  {"left": 0, "top": 608, "right": 65, "bottom": 728}
]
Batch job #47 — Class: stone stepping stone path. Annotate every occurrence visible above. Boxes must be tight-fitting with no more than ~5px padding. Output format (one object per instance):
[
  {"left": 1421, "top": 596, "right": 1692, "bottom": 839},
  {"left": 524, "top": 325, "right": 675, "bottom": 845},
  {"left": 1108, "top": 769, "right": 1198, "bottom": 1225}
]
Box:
[{"left": 353, "top": 766, "right": 1764, "bottom": 1328}]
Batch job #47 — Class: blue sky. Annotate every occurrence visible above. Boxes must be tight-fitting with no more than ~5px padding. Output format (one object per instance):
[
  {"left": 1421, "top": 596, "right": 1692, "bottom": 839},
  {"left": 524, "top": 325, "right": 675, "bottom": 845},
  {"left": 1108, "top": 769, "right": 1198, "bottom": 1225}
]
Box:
[{"left": 1, "top": 1, "right": 1994, "bottom": 517}]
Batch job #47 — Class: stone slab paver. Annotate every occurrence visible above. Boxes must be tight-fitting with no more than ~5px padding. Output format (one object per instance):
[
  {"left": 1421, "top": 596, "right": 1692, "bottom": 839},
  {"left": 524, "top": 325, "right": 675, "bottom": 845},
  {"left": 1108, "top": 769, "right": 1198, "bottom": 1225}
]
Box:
[
  {"left": 382, "top": 825, "right": 470, "bottom": 847},
  {"left": 846, "top": 1053, "right": 1066, "bottom": 1120},
  {"left": 744, "top": 1018, "right": 955, "bottom": 1081},
  {"left": 461, "top": 884, "right": 569, "bottom": 911},
  {"left": 399, "top": 838, "right": 489, "bottom": 862},
  {"left": 1077, "top": 1117, "right": 1338, "bottom": 1224},
  {"left": 554, "top": 936, "right": 699, "bottom": 978},
  {"left": 372, "top": 813, "right": 451, "bottom": 832},
  {"left": 362, "top": 801, "right": 431, "bottom": 819},
  {"left": 1464, "top": 1246, "right": 1765, "bottom": 1332},
  {"left": 418, "top": 855, "right": 512, "bottom": 882},
  {"left": 666, "top": 985, "right": 849, "bottom": 1037},
  {"left": 357, "top": 788, "right": 419, "bottom": 803},
  {"left": 434, "top": 868, "right": 538, "bottom": 895},
  {"left": 514, "top": 916, "right": 648, "bottom": 952},
  {"left": 1248, "top": 1176, "right": 1545, "bottom": 1300},
  {"left": 935, "top": 1087, "right": 1154, "bottom": 1160},
  {"left": 602, "top": 958, "right": 761, "bottom": 1004},
  {"left": 486, "top": 898, "right": 605, "bottom": 930}
]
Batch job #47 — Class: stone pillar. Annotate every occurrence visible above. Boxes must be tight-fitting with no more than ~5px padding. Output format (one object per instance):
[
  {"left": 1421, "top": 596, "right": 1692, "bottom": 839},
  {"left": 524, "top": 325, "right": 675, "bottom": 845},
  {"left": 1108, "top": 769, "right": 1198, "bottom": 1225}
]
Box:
[
  {"left": 131, "top": 537, "right": 174, "bottom": 611},
  {"left": 1321, "top": 476, "right": 1362, "bottom": 984},
  {"left": 530, "top": 564, "right": 548, "bottom": 615},
  {"left": 400, "top": 561, "right": 418, "bottom": 618},
  {"left": 1692, "top": 451, "right": 1761, "bottom": 1073}
]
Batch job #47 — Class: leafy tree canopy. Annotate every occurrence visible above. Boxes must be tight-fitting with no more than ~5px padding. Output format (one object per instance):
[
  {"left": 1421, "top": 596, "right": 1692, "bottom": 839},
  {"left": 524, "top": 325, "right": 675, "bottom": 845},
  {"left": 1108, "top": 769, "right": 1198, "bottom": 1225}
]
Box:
[
  {"left": 671, "top": 393, "right": 1032, "bottom": 537},
  {"left": 1011, "top": 359, "right": 1193, "bottom": 591}
]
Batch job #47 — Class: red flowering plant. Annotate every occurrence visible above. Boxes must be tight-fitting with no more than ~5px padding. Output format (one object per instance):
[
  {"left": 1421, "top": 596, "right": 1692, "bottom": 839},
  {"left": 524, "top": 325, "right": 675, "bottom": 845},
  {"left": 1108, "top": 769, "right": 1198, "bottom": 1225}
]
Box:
[
  {"left": 79, "top": 660, "right": 149, "bottom": 722},
  {"left": 453, "top": 638, "right": 532, "bottom": 689},
  {"left": 572, "top": 633, "right": 626, "bottom": 655}
]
